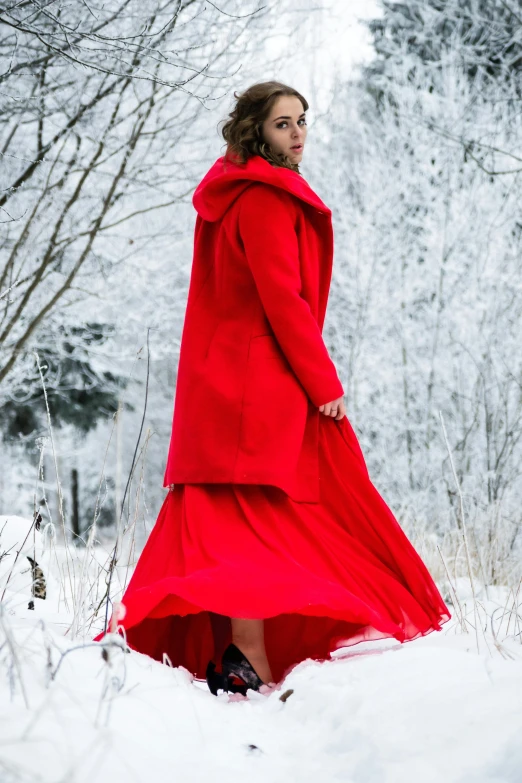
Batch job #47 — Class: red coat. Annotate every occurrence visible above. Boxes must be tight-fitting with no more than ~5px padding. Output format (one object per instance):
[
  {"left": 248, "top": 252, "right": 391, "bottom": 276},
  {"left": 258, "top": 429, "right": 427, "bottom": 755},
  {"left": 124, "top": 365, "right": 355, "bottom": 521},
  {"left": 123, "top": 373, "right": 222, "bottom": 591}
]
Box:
[{"left": 163, "top": 153, "right": 344, "bottom": 503}]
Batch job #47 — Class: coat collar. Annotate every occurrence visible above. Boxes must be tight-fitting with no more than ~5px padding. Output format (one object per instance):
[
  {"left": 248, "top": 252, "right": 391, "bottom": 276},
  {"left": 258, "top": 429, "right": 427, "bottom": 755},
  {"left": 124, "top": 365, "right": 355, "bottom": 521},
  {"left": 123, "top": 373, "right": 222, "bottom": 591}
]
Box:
[{"left": 193, "top": 153, "right": 331, "bottom": 222}]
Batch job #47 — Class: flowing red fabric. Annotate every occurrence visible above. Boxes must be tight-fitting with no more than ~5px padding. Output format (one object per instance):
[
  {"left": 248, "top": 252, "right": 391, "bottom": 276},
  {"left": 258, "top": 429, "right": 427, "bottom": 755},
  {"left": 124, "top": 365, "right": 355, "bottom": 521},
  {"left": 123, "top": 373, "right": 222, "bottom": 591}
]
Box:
[{"left": 101, "top": 414, "right": 451, "bottom": 684}]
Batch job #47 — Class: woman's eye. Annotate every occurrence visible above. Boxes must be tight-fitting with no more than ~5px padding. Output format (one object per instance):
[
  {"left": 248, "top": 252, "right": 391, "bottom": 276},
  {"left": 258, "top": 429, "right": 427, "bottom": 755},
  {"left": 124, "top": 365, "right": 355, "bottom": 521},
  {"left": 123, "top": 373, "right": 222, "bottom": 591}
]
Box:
[{"left": 276, "top": 119, "right": 307, "bottom": 129}]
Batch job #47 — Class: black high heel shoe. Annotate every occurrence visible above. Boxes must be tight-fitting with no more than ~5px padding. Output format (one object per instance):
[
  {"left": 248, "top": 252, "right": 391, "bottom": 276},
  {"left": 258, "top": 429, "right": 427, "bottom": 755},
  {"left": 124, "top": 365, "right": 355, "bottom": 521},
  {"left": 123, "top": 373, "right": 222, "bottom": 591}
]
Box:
[
  {"left": 205, "top": 643, "right": 266, "bottom": 696},
  {"left": 205, "top": 660, "right": 226, "bottom": 696},
  {"left": 221, "top": 643, "right": 264, "bottom": 694},
  {"left": 205, "top": 656, "right": 250, "bottom": 696}
]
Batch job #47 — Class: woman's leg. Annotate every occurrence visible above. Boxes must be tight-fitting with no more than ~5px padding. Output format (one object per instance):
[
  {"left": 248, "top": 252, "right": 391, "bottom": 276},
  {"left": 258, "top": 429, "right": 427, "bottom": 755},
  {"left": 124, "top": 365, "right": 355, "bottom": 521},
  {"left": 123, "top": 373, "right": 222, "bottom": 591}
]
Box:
[{"left": 230, "top": 618, "right": 273, "bottom": 683}]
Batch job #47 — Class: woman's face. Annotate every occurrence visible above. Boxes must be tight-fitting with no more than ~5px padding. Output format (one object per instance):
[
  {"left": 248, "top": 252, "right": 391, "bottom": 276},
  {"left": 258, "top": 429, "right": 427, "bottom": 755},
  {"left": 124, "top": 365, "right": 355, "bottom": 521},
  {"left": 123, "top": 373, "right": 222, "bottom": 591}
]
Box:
[{"left": 261, "top": 95, "right": 307, "bottom": 165}]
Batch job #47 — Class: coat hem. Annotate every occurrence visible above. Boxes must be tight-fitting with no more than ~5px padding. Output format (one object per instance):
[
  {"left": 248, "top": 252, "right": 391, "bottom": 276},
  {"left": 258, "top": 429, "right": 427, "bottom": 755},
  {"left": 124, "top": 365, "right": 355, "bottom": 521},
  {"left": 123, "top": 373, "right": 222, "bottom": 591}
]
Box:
[{"left": 162, "top": 474, "right": 320, "bottom": 504}]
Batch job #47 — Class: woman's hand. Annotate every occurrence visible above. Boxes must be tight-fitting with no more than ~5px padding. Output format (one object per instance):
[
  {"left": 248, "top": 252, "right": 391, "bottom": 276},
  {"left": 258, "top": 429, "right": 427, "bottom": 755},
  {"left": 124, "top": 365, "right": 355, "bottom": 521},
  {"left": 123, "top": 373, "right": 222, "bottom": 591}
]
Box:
[{"left": 318, "top": 396, "right": 346, "bottom": 420}]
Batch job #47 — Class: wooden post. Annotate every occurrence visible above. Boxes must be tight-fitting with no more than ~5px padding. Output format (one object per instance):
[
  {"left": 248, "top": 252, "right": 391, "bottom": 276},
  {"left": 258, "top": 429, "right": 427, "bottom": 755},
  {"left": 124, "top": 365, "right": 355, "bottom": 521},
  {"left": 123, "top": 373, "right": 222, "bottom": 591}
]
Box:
[{"left": 71, "top": 467, "right": 80, "bottom": 539}]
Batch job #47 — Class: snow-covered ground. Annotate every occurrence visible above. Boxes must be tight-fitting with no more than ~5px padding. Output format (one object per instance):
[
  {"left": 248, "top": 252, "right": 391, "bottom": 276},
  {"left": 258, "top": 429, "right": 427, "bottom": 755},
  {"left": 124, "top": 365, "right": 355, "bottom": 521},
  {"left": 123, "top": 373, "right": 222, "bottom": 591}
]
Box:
[{"left": 1, "top": 515, "right": 521, "bottom": 783}]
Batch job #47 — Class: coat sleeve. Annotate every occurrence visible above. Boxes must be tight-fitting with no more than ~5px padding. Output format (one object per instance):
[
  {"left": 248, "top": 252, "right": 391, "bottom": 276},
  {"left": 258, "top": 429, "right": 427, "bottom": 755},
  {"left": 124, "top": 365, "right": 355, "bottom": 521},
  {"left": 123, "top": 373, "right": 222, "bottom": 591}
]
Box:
[{"left": 238, "top": 182, "right": 344, "bottom": 407}]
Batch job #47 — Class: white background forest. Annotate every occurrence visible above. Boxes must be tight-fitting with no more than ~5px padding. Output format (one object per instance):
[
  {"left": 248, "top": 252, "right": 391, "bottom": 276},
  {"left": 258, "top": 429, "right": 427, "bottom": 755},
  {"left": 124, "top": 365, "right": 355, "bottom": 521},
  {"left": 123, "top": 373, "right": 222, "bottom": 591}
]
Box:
[{"left": 1, "top": 1, "right": 522, "bottom": 781}]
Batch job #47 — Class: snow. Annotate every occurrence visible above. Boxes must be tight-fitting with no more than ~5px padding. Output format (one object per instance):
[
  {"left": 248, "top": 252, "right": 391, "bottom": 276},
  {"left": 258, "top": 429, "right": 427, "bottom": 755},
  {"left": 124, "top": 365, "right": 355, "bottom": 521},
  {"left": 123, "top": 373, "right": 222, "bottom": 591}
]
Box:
[
  {"left": 1, "top": 615, "right": 521, "bottom": 782},
  {"left": 1, "top": 518, "right": 522, "bottom": 782}
]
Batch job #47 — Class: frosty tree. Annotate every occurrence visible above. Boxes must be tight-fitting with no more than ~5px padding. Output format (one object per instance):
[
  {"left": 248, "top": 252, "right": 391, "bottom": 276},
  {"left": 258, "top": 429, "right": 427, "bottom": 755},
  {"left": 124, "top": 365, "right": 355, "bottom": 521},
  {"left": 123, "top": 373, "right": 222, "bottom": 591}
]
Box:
[
  {"left": 0, "top": 0, "right": 270, "bottom": 398},
  {"left": 315, "top": 0, "right": 522, "bottom": 583}
]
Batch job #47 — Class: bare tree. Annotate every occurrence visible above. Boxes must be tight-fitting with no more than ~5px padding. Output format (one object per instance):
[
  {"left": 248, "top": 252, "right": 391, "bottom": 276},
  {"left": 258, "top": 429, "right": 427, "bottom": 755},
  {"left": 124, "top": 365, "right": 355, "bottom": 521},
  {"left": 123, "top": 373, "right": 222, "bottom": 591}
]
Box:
[{"left": 0, "top": 0, "right": 268, "bottom": 393}]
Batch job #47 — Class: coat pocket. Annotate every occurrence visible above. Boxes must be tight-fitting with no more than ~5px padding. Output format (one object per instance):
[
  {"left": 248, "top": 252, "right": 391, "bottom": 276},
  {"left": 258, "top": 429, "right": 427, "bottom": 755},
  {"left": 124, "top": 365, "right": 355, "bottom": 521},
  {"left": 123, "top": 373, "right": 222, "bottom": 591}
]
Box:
[{"left": 238, "top": 335, "right": 308, "bottom": 464}]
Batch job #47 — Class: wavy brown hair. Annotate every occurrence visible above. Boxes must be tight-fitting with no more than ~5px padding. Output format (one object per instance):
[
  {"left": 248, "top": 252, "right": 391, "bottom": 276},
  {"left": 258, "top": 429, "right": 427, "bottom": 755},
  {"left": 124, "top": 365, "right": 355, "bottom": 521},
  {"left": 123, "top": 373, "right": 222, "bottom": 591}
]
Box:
[{"left": 220, "top": 81, "right": 309, "bottom": 174}]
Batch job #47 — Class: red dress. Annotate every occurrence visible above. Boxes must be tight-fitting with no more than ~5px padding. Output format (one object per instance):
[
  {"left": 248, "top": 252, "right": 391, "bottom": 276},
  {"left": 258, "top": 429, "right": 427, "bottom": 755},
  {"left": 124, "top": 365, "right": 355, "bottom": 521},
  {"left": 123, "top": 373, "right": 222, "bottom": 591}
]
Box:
[{"left": 96, "top": 155, "right": 451, "bottom": 683}]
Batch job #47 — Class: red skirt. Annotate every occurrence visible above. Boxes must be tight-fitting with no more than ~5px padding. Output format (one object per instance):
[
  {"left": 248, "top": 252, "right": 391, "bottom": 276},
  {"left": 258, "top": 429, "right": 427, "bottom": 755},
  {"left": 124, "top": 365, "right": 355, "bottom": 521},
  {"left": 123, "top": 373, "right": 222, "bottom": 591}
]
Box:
[{"left": 102, "top": 415, "right": 451, "bottom": 683}]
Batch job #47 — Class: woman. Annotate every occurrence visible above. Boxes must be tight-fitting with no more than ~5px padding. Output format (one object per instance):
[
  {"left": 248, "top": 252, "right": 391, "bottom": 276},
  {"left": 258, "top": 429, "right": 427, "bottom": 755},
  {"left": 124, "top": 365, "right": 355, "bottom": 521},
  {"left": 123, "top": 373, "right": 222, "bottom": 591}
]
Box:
[{"left": 98, "top": 81, "right": 450, "bottom": 695}]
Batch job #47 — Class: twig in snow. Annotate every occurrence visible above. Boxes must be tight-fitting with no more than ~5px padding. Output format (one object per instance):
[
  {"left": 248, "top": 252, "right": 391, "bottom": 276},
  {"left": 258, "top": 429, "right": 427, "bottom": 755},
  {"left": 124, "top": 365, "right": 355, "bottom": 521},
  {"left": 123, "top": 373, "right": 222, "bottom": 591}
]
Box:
[
  {"left": 439, "top": 410, "right": 481, "bottom": 654},
  {"left": 34, "top": 351, "right": 75, "bottom": 608},
  {"left": 0, "top": 604, "right": 30, "bottom": 708},
  {"left": 0, "top": 516, "right": 36, "bottom": 602},
  {"left": 102, "top": 328, "right": 151, "bottom": 635},
  {"left": 437, "top": 545, "right": 466, "bottom": 633}
]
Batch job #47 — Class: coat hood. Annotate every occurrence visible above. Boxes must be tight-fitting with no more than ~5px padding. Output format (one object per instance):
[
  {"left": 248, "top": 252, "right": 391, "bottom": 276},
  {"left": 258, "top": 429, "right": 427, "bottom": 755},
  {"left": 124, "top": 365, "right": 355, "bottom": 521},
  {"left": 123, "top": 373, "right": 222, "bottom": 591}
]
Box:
[{"left": 192, "top": 154, "right": 331, "bottom": 222}]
